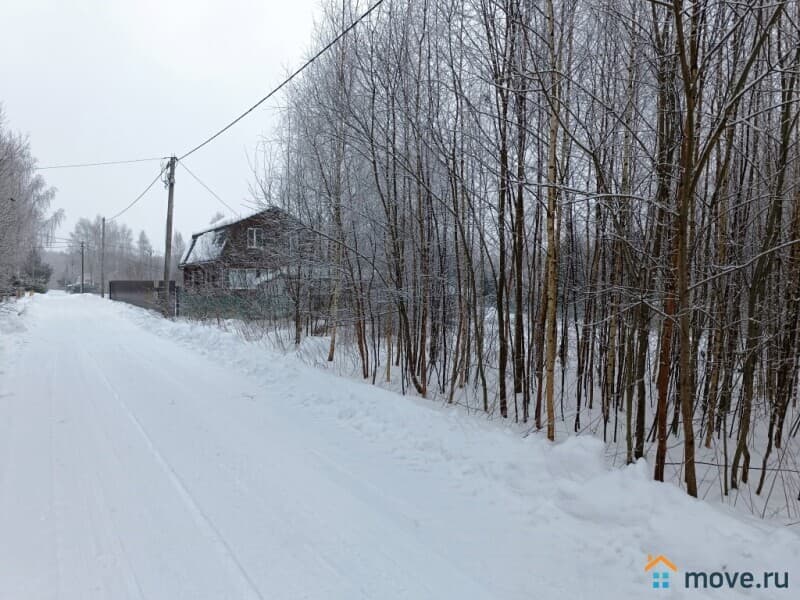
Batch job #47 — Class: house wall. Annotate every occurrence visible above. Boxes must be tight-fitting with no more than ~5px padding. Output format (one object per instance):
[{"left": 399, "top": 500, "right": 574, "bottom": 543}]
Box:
[
  {"left": 181, "top": 208, "right": 307, "bottom": 294},
  {"left": 182, "top": 264, "right": 223, "bottom": 291},
  {"left": 218, "top": 211, "right": 299, "bottom": 270}
]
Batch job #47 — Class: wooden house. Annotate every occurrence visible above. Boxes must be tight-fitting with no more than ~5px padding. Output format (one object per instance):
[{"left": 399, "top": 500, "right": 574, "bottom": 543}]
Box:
[{"left": 180, "top": 207, "right": 304, "bottom": 290}]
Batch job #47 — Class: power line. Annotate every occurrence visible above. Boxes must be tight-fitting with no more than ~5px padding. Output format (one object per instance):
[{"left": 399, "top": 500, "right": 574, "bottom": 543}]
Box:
[
  {"left": 108, "top": 166, "right": 166, "bottom": 222},
  {"left": 178, "top": 0, "right": 386, "bottom": 161},
  {"left": 43, "top": 241, "right": 167, "bottom": 253},
  {"left": 38, "top": 1, "right": 387, "bottom": 233},
  {"left": 36, "top": 157, "right": 166, "bottom": 170},
  {"left": 178, "top": 160, "right": 239, "bottom": 216}
]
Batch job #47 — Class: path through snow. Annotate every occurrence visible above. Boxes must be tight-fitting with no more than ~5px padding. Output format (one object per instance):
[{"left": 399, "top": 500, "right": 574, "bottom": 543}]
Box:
[{"left": 0, "top": 292, "right": 796, "bottom": 599}]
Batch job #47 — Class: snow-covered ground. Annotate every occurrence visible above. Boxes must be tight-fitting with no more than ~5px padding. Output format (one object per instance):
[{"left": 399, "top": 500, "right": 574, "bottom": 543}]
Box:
[
  {"left": 183, "top": 307, "right": 800, "bottom": 519},
  {"left": 0, "top": 292, "right": 797, "bottom": 599}
]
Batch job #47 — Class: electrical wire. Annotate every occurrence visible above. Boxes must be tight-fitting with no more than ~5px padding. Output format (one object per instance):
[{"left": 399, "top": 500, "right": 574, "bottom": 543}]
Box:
[
  {"left": 177, "top": 160, "right": 239, "bottom": 216},
  {"left": 107, "top": 166, "right": 166, "bottom": 222},
  {"left": 42, "top": 241, "right": 165, "bottom": 253},
  {"left": 178, "top": 0, "right": 386, "bottom": 161},
  {"left": 36, "top": 157, "right": 166, "bottom": 170},
  {"left": 34, "top": 1, "right": 387, "bottom": 230}
]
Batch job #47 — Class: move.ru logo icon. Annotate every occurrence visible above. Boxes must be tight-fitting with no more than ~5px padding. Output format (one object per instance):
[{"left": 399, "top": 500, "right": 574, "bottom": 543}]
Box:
[{"left": 646, "top": 554, "right": 678, "bottom": 590}]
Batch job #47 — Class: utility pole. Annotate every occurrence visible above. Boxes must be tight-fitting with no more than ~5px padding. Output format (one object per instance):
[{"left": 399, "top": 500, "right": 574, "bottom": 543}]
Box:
[
  {"left": 100, "top": 217, "right": 106, "bottom": 298},
  {"left": 80, "top": 241, "right": 85, "bottom": 294},
  {"left": 162, "top": 156, "right": 177, "bottom": 316}
]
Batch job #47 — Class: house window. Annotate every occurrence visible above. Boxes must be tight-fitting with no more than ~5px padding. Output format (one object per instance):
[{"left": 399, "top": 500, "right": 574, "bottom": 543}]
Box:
[
  {"left": 228, "top": 268, "right": 261, "bottom": 289},
  {"left": 228, "top": 268, "right": 246, "bottom": 289},
  {"left": 247, "top": 228, "right": 264, "bottom": 249}
]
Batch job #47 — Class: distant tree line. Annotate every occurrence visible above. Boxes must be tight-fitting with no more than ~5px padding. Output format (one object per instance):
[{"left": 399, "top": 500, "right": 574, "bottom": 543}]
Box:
[{"left": 52, "top": 215, "right": 185, "bottom": 292}]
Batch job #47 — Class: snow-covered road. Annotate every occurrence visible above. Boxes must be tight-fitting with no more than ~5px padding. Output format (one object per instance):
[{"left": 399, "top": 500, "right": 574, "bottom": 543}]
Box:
[{"left": 0, "top": 293, "right": 797, "bottom": 599}]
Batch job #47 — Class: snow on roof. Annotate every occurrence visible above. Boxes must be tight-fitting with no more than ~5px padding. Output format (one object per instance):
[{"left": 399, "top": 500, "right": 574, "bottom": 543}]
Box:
[
  {"left": 180, "top": 206, "right": 293, "bottom": 266},
  {"left": 188, "top": 207, "right": 270, "bottom": 239},
  {"left": 182, "top": 229, "right": 227, "bottom": 265},
  {"left": 209, "top": 214, "right": 228, "bottom": 227}
]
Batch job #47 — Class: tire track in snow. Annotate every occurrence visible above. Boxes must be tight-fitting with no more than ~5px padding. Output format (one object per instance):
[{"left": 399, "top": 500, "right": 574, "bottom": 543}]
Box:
[
  {"left": 70, "top": 351, "right": 149, "bottom": 600},
  {"left": 50, "top": 311, "right": 148, "bottom": 599},
  {"left": 124, "top": 337, "right": 495, "bottom": 600},
  {"left": 113, "top": 307, "right": 502, "bottom": 599},
  {"left": 49, "top": 350, "right": 64, "bottom": 598},
  {"left": 83, "top": 346, "right": 266, "bottom": 600},
  {"left": 89, "top": 342, "right": 375, "bottom": 600}
]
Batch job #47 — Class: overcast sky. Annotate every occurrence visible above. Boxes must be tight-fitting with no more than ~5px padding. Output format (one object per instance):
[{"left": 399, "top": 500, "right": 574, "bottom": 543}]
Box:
[{"left": 1, "top": 0, "right": 320, "bottom": 251}]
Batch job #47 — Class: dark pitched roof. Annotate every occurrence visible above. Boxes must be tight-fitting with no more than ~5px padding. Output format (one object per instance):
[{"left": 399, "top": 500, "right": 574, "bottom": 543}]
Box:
[{"left": 179, "top": 206, "right": 292, "bottom": 266}]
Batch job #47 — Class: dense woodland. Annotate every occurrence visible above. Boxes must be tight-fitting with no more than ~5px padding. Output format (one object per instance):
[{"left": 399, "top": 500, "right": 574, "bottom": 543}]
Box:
[
  {"left": 240, "top": 0, "right": 800, "bottom": 510},
  {"left": 0, "top": 108, "right": 61, "bottom": 292}
]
